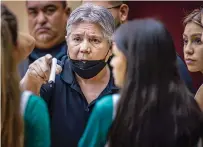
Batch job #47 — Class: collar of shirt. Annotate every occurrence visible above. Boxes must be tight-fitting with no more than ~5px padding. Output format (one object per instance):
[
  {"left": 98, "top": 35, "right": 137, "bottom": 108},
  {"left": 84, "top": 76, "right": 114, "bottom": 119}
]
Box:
[
  {"left": 60, "top": 57, "right": 119, "bottom": 101},
  {"left": 29, "top": 40, "right": 67, "bottom": 62}
]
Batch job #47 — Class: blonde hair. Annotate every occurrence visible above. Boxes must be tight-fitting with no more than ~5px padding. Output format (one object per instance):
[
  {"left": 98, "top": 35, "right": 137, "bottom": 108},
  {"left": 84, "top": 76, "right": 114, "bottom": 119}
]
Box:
[{"left": 183, "top": 8, "right": 203, "bottom": 27}]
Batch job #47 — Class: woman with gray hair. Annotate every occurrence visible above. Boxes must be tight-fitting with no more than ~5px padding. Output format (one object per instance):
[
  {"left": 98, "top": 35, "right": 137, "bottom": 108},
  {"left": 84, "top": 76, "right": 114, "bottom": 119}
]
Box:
[
  {"left": 20, "top": 3, "right": 118, "bottom": 147},
  {"left": 65, "top": 3, "right": 115, "bottom": 79}
]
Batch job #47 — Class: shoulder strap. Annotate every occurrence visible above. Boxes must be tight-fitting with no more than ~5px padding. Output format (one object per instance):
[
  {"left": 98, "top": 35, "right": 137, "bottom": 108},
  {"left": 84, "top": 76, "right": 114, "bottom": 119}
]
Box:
[
  {"left": 104, "top": 94, "right": 120, "bottom": 147},
  {"left": 20, "top": 91, "right": 33, "bottom": 116},
  {"left": 112, "top": 94, "right": 120, "bottom": 120}
]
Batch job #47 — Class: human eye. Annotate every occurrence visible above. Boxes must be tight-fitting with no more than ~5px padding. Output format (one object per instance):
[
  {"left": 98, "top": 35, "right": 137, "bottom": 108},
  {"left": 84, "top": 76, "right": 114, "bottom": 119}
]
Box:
[
  {"left": 28, "top": 9, "right": 38, "bottom": 17},
  {"left": 73, "top": 36, "right": 82, "bottom": 43},
  {"left": 183, "top": 38, "right": 188, "bottom": 45},
  {"left": 192, "top": 37, "right": 202, "bottom": 45},
  {"left": 90, "top": 38, "right": 101, "bottom": 44},
  {"left": 45, "top": 6, "right": 56, "bottom": 15}
]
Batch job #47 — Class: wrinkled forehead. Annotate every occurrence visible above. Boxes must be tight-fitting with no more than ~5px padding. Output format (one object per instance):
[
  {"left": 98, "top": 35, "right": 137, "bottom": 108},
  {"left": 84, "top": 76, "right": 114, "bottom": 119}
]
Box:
[{"left": 69, "top": 22, "right": 104, "bottom": 37}]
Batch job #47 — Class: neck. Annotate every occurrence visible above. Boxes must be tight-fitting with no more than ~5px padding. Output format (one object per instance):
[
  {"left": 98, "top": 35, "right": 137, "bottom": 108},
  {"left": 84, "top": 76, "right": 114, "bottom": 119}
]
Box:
[
  {"left": 76, "top": 65, "right": 110, "bottom": 84},
  {"left": 35, "top": 38, "right": 65, "bottom": 50}
]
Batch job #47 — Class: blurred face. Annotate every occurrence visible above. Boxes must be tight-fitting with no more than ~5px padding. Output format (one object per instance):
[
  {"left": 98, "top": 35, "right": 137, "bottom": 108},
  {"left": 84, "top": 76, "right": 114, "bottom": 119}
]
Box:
[
  {"left": 110, "top": 42, "right": 127, "bottom": 88},
  {"left": 27, "top": 1, "right": 68, "bottom": 49},
  {"left": 183, "top": 22, "right": 203, "bottom": 73},
  {"left": 66, "top": 22, "right": 112, "bottom": 61},
  {"left": 83, "top": 1, "right": 129, "bottom": 28},
  {"left": 89, "top": 1, "right": 121, "bottom": 27}
]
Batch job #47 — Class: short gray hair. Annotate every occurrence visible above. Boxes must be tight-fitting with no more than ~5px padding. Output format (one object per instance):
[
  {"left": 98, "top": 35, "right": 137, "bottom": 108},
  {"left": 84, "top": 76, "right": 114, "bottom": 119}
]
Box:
[{"left": 66, "top": 3, "right": 115, "bottom": 43}]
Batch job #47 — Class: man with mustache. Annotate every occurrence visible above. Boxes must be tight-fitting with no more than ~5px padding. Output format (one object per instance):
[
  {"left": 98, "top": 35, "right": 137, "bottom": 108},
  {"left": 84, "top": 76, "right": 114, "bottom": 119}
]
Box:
[{"left": 18, "top": 1, "right": 70, "bottom": 78}]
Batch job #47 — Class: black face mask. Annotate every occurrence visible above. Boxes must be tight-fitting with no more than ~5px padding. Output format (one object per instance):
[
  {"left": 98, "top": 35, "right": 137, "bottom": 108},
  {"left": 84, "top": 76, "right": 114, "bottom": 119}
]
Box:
[{"left": 69, "top": 50, "right": 109, "bottom": 79}]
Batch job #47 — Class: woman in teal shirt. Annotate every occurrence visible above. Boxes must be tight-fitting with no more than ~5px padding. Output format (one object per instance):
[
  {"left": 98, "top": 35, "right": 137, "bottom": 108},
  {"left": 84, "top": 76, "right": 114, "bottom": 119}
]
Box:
[
  {"left": 79, "top": 19, "right": 203, "bottom": 147},
  {"left": 1, "top": 5, "right": 50, "bottom": 147},
  {"left": 21, "top": 91, "right": 50, "bottom": 147}
]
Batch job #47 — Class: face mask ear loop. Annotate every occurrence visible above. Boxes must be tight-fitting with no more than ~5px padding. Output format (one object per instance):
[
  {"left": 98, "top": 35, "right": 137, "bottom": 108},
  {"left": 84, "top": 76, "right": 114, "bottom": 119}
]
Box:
[{"left": 103, "top": 42, "right": 112, "bottom": 62}]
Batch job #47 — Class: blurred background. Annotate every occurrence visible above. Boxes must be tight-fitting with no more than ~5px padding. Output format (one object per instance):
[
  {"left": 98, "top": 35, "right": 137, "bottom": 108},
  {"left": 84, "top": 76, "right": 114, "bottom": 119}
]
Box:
[{"left": 2, "top": 0, "right": 202, "bottom": 91}]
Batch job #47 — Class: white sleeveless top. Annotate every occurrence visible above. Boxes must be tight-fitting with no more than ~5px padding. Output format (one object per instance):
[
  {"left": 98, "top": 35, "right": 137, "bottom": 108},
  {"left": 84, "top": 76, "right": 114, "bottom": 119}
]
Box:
[
  {"left": 105, "top": 94, "right": 120, "bottom": 147},
  {"left": 20, "top": 91, "right": 32, "bottom": 116}
]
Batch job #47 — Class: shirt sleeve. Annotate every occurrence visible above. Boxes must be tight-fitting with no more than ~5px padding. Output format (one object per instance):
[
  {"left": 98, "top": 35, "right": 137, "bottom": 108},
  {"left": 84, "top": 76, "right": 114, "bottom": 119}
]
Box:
[
  {"left": 40, "top": 75, "right": 61, "bottom": 104},
  {"left": 40, "top": 83, "right": 53, "bottom": 104},
  {"left": 24, "top": 95, "right": 51, "bottom": 147},
  {"left": 78, "top": 95, "right": 113, "bottom": 147}
]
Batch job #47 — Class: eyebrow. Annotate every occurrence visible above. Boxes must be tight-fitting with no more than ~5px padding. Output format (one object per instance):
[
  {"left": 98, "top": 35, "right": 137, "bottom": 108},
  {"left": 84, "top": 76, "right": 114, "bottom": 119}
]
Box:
[
  {"left": 28, "top": 4, "right": 57, "bottom": 11},
  {"left": 44, "top": 4, "right": 57, "bottom": 9},
  {"left": 107, "top": 4, "right": 122, "bottom": 9},
  {"left": 183, "top": 33, "right": 202, "bottom": 37},
  {"left": 28, "top": 7, "right": 37, "bottom": 11},
  {"left": 71, "top": 33, "right": 103, "bottom": 38}
]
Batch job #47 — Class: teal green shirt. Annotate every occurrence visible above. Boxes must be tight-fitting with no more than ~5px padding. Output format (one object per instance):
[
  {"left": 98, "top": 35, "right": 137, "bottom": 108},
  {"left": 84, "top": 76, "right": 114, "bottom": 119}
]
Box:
[
  {"left": 79, "top": 94, "right": 120, "bottom": 147},
  {"left": 23, "top": 93, "right": 50, "bottom": 147}
]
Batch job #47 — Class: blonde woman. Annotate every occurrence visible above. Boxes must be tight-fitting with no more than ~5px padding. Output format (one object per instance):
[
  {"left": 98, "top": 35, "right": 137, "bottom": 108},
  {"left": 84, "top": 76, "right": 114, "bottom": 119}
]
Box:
[{"left": 183, "top": 8, "right": 203, "bottom": 111}]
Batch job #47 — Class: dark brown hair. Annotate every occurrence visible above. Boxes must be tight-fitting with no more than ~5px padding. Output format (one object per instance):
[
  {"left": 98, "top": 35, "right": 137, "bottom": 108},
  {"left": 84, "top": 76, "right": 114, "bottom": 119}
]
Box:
[
  {"left": 1, "top": 4, "right": 24, "bottom": 147},
  {"left": 108, "top": 19, "right": 203, "bottom": 147}
]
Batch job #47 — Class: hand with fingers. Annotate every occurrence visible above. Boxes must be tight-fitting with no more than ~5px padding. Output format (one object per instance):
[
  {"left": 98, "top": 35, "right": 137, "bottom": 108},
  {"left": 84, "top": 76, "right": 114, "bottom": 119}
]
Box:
[{"left": 20, "top": 54, "right": 62, "bottom": 95}]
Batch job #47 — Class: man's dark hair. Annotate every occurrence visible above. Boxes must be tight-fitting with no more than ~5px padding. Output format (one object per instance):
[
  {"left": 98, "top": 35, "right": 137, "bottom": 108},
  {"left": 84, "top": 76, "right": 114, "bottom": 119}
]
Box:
[
  {"left": 108, "top": 19, "right": 203, "bottom": 147},
  {"left": 26, "top": 1, "right": 67, "bottom": 9}
]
